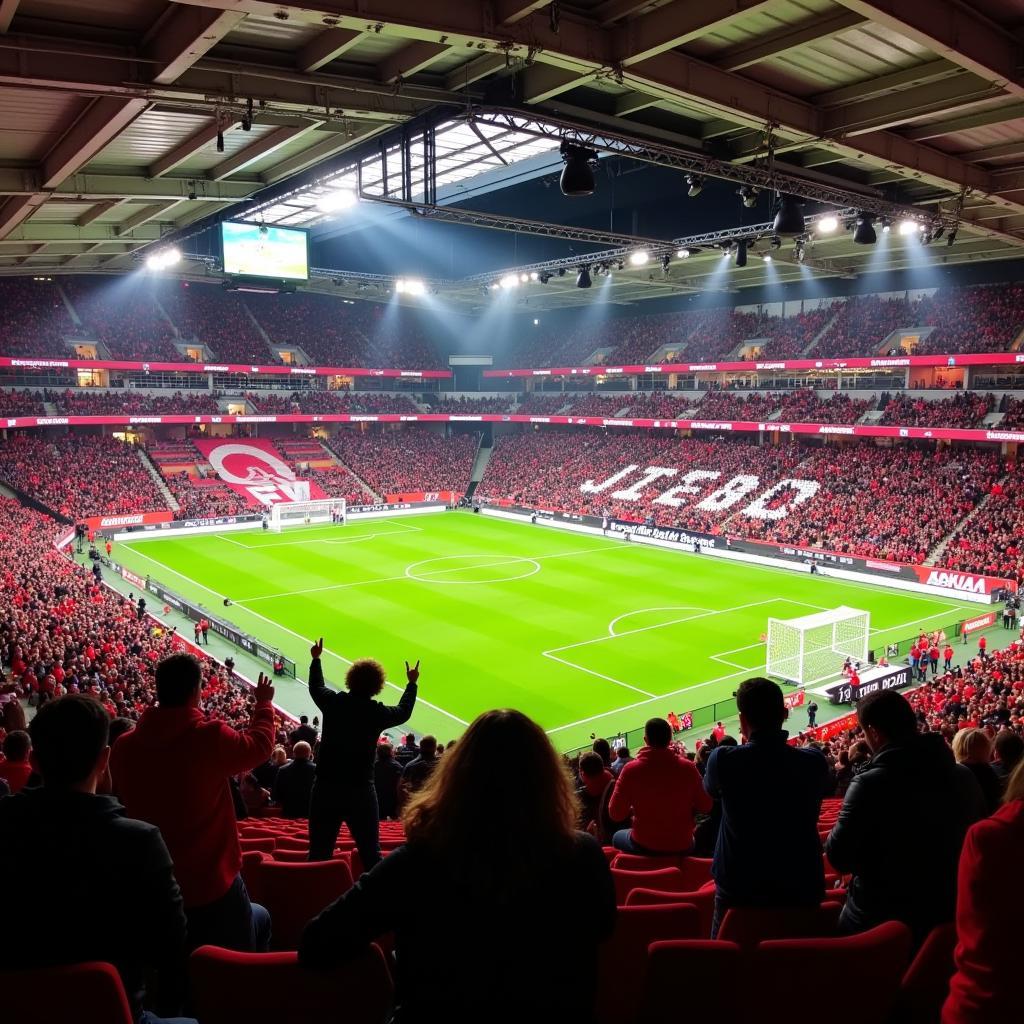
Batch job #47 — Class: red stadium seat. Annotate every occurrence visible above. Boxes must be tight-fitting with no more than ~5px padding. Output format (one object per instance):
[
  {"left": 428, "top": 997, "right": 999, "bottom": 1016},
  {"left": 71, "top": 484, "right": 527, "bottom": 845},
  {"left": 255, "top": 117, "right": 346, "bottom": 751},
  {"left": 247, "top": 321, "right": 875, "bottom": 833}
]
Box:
[
  {"left": 717, "top": 901, "right": 842, "bottom": 949},
  {"left": 612, "top": 866, "right": 689, "bottom": 906},
  {"left": 189, "top": 945, "right": 393, "bottom": 1024},
  {"left": 610, "top": 855, "right": 712, "bottom": 890},
  {"left": 241, "top": 850, "right": 266, "bottom": 903},
  {"left": 240, "top": 836, "right": 276, "bottom": 853},
  {"left": 625, "top": 885, "right": 716, "bottom": 938},
  {"left": 639, "top": 940, "right": 743, "bottom": 1021},
  {"left": 597, "top": 904, "right": 701, "bottom": 1024},
  {"left": 756, "top": 921, "right": 913, "bottom": 1024},
  {"left": 2, "top": 961, "right": 133, "bottom": 1024},
  {"left": 255, "top": 858, "right": 354, "bottom": 951},
  {"left": 894, "top": 922, "right": 957, "bottom": 1024}
]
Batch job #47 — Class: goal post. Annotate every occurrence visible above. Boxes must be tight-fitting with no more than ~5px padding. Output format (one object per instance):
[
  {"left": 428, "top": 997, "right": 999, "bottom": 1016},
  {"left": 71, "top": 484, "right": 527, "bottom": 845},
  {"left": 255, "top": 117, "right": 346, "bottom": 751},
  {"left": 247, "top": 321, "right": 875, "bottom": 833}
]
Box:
[
  {"left": 765, "top": 606, "right": 870, "bottom": 687},
  {"left": 267, "top": 498, "right": 347, "bottom": 532}
]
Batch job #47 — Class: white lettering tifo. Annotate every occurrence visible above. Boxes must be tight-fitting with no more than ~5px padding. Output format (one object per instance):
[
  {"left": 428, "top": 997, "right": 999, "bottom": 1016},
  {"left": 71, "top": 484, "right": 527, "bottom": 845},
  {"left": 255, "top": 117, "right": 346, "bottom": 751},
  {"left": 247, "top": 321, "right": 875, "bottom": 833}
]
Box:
[{"left": 578, "top": 465, "right": 822, "bottom": 523}]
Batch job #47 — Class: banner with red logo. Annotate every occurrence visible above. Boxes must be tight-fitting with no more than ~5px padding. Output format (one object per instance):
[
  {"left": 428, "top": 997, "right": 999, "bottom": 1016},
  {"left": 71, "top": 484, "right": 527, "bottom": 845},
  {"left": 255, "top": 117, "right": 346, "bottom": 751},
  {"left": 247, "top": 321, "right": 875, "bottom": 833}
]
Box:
[
  {"left": 85, "top": 510, "right": 173, "bottom": 532},
  {"left": 909, "top": 566, "right": 1011, "bottom": 597},
  {"left": 193, "top": 438, "right": 326, "bottom": 507},
  {"left": 962, "top": 611, "right": 998, "bottom": 635},
  {"left": 808, "top": 712, "right": 860, "bottom": 742},
  {"left": 784, "top": 690, "right": 806, "bottom": 710}
]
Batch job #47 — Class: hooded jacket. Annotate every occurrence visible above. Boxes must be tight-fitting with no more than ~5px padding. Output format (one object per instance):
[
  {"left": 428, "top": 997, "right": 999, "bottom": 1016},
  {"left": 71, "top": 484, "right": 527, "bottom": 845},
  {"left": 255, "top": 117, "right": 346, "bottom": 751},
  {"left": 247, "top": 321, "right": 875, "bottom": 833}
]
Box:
[
  {"left": 0, "top": 789, "right": 186, "bottom": 1018},
  {"left": 110, "top": 699, "right": 275, "bottom": 907},
  {"left": 826, "top": 733, "right": 986, "bottom": 941}
]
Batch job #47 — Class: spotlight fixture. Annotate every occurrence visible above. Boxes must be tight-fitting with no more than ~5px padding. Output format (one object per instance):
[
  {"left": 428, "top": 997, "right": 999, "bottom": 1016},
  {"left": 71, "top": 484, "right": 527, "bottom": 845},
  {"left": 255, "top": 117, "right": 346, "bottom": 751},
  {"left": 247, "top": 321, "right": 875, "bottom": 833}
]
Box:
[
  {"left": 898, "top": 219, "right": 918, "bottom": 236},
  {"left": 317, "top": 188, "right": 357, "bottom": 214},
  {"left": 817, "top": 215, "right": 839, "bottom": 234},
  {"left": 762, "top": 254, "right": 772, "bottom": 263},
  {"left": 853, "top": 213, "right": 877, "bottom": 245},
  {"left": 539, "top": 271, "right": 552, "bottom": 284},
  {"left": 533, "top": 318, "right": 540, "bottom": 325},
  {"left": 216, "top": 130, "right": 224, "bottom": 153},
  {"left": 145, "top": 247, "right": 181, "bottom": 272},
  {"left": 661, "top": 255, "right": 671, "bottom": 271},
  {"left": 559, "top": 140, "right": 596, "bottom": 197},
  {"left": 770, "top": 236, "right": 782, "bottom": 250},
  {"left": 794, "top": 240, "right": 806, "bottom": 263},
  {"left": 676, "top": 248, "right": 690, "bottom": 259},
  {"left": 773, "top": 194, "right": 805, "bottom": 236},
  {"left": 933, "top": 225, "right": 945, "bottom": 241},
  {"left": 489, "top": 282, "right": 500, "bottom": 291},
  {"left": 735, "top": 239, "right": 748, "bottom": 267},
  {"left": 946, "top": 228, "right": 957, "bottom": 247},
  {"left": 529, "top": 271, "right": 539, "bottom": 281},
  {"left": 737, "top": 185, "right": 759, "bottom": 208},
  {"left": 616, "top": 260, "right": 625, "bottom": 271},
  {"left": 628, "top": 250, "right": 649, "bottom": 267},
  {"left": 576, "top": 265, "right": 592, "bottom": 289},
  {"left": 395, "top": 278, "right": 426, "bottom": 296},
  {"left": 556, "top": 268, "right": 566, "bottom": 277},
  {"left": 881, "top": 218, "right": 892, "bottom": 234},
  {"left": 685, "top": 174, "right": 703, "bottom": 198},
  {"left": 920, "top": 229, "right": 933, "bottom": 244},
  {"left": 499, "top": 274, "right": 519, "bottom": 289},
  {"left": 519, "top": 273, "right": 529, "bottom": 283}
]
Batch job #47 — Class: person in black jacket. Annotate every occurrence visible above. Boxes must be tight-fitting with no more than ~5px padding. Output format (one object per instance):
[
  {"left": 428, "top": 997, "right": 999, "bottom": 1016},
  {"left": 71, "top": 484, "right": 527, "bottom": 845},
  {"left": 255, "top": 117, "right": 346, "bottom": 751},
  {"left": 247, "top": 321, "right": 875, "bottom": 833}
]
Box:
[
  {"left": 0, "top": 695, "right": 188, "bottom": 1022},
  {"left": 306, "top": 637, "right": 419, "bottom": 866},
  {"left": 289, "top": 715, "right": 318, "bottom": 748},
  {"left": 373, "top": 741, "right": 402, "bottom": 820},
  {"left": 825, "top": 690, "right": 986, "bottom": 944},
  {"left": 299, "top": 709, "right": 616, "bottom": 1023},
  {"left": 703, "top": 678, "right": 831, "bottom": 935},
  {"left": 272, "top": 741, "right": 316, "bottom": 818}
]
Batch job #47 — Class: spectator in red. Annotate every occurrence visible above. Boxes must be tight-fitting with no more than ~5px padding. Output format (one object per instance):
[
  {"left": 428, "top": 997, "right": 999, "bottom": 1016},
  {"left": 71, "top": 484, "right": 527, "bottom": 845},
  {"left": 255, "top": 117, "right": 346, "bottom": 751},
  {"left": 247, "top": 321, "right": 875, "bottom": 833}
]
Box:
[
  {"left": 607, "top": 715, "right": 712, "bottom": 855},
  {"left": 979, "top": 634, "right": 988, "bottom": 660},
  {"left": 944, "top": 644, "right": 955, "bottom": 671},
  {"left": 942, "top": 762, "right": 1024, "bottom": 1024},
  {"left": 0, "top": 729, "right": 32, "bottom": 793},
  {"left": 110, "top": 653, "right": 276, "bottom": 952}
]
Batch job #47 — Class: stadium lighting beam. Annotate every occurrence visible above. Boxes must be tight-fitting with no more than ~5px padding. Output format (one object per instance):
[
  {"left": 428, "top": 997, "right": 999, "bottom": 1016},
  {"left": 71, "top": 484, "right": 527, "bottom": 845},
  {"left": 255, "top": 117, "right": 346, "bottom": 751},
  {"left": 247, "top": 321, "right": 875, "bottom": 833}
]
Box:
[
  {"left": 816, "top": 215, "right": 839, "bottom": 234},
  {"left": 628, "top": 250, "right": 650, "bottom": 266},
  {"left": 676, "top": 248, "right": 690, "bottom": 259},
  {"left": 395, "top": 278, "right": 426, "bottom": 296},
  {"left": 898, "top": 219, "right": 918, "bottom": 236},
  {"left": 499, "top": 274, "right": 520, "bottom": 289},
  {"left": 145, "top": 247, "right": 181, "bottom": 271},
  {"left": 318, "top": 188, "right": 358, "bottom": 214}
]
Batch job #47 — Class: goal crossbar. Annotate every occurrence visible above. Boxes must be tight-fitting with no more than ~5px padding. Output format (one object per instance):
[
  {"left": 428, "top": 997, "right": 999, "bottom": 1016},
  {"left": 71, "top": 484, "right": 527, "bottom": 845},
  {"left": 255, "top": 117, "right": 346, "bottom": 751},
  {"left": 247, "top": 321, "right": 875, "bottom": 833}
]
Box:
[
  {"left": 268, "top": 498, "right": 347, "bottom": 531},
  {"left": 766, "top": 605, "right": 870, "bottom": 688}
]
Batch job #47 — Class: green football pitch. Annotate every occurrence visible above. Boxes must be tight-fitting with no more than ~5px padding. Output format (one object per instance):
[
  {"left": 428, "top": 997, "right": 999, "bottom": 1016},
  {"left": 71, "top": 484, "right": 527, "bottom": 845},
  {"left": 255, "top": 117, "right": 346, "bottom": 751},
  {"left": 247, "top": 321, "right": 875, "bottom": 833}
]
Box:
[{"left": 114, "top": 510, "right": 978, "bottom": 752}]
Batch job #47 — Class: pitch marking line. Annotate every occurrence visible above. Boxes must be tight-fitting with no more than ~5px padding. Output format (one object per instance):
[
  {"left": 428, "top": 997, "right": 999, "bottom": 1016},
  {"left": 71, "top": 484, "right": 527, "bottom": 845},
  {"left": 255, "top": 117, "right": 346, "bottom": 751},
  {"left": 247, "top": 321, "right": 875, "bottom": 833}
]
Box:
[
  {"left": 217, "top": 520, "right": 423, "bottom": 549},
  {"left": 122, "top": 544, "right": 469, "bottom": 727}
]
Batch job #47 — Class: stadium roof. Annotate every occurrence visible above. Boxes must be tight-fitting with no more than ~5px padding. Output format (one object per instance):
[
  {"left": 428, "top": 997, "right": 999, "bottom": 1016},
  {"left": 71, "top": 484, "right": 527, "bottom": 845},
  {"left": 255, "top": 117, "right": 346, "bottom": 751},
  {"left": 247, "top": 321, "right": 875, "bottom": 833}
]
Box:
[{"left": 3, "top": 0, "right": 1024, "bottom": 305}]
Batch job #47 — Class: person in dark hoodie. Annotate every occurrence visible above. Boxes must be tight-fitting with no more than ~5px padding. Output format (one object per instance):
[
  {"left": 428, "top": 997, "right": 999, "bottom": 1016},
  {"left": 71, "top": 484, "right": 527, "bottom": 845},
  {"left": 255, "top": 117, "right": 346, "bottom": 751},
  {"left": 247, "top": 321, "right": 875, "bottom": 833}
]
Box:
[
  {"left": 826, "top": 689, "right": 986, "bottom": 944},
  {"left": 272, "top": 740, "right": 316, "bottom": 818},
  {"left": 110, "top": 654, "right": 276, "bottom": 952},
  {"left": 0, "top": 695, "right": 189, "bottom": 1023},
  {"left": 576, "top": 751, "right": 613, "bottom": 835}
]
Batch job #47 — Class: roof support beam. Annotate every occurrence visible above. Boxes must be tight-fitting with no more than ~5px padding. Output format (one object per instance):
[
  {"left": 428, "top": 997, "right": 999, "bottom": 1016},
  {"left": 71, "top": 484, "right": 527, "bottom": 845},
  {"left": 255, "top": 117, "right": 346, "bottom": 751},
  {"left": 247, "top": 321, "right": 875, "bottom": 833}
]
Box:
[
  {"left": 149, "top": 118, "right": 242, "bottom": 177},
  {"left": 42, "top": 97, "right": 149, "bottom": 189},
  {"left": 116, "top": 201, "right": 185, "bottom": 235},
  {"left": 0, "top": 195, "right": 46, "bottom": 240},
  {"left": 833, "top": 0, "right": 1024, "bottom": 95},
  {"left": 822, "top": 75, "right": 1007, "bottom": 135},
  {"left": 592, "top": 0, "right": 661, "bottom": 27},
  {"left": 296, "top": 28, "right": 364, "bottom": 72},
  {"left": 617, "top": 0, "right": 776, "bottom": 66},
  {"left": 143, "top": 5, "right": 245, "bottom": 84},
  {"left": 377, "top": 41, "right": 449, "bottom": 83},
  {"left": 903, "top": 101, "right": 1024, "bottom": 140},
  {"left": 75, "top": 200, "right": 124, "bottom": 227},
  {"left": 259, "top": 125, "right": 378, "bottom": 183},
  {"left": 716, "top": 10, "right": 867, "bottom": 71},
  {"left": 495, "top": 0, "right": 551, "bottom": 24},
  {"left": 520, "top": 64, "right": 593, "bottom": 103},
  {"left": 207, "top": 122, "right": 321, "bottom": 180},
  {"left": 614, "top": 91, "right": 658, "bottom": 116},
  {"left": 813, "top": 59, "right": 960, "bottom": 106},
  {"left": 0, "top": 0, "right": 18, "bottom": 33},
  {"left": 0, "top": 222, "right": 162, "bottom": 245},
  {"left": 960, "top": 140, "right": 1024, "bottom": 164},
  {"left": 446, "top": 52, "right": 509, "bottom": 90}
]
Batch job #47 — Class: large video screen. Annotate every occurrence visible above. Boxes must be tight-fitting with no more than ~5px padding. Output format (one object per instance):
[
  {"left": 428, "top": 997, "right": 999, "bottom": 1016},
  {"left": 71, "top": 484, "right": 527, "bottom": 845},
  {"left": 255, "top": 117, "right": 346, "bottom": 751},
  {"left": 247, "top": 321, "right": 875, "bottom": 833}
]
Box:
[{"left": 221, "top": 221, "right": 309, "bottom": 281}]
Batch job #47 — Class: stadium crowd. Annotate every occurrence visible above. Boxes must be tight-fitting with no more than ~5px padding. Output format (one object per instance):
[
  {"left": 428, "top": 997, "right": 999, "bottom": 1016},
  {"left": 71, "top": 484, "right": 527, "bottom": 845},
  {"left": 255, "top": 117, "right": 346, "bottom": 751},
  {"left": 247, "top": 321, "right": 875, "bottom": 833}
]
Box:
[
  {"left": 50, "top": 389, "right": 222, "bottom": 416},
  {"left": 0, "top": 278, "right": 76, "bottom": 358},
  {"left": 247, "top": 390, "right": 420, "bottom": 415},
  {"left": 878, "top": 392, "right": 994, "bottom": 429}
]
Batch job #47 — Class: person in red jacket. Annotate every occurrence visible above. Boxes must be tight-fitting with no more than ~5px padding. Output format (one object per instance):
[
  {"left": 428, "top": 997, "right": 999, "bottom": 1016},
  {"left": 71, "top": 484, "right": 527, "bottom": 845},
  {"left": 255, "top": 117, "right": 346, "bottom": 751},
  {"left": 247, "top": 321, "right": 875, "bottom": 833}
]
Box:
[
  {"left": 110, "top": 653, "right": 276, "bottom": 952},
  {"left": 607, "top": 717, "right": 712, "bottom": 855},
  {"left": 944, "top": 644, "right": 954, "bottom": 671},
  {"left": 943, "top": 763, "right": 1024, "bottom": 1024}
]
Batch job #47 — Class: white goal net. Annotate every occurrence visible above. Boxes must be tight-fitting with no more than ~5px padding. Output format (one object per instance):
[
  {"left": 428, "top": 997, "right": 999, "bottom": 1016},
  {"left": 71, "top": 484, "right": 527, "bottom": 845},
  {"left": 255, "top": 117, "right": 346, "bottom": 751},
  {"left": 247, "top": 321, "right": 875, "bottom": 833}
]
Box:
[
  {"left": 766, "top": 606, "right": 870, "bottom": 687},
  {"left": 267, "top": 498, "right": 347, "bottom": 532}
]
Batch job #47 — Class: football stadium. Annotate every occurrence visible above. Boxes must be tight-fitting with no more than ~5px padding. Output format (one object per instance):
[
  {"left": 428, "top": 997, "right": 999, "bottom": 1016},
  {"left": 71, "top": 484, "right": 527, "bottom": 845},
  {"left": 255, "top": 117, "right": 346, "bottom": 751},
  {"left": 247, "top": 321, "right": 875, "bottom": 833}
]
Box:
[{"left": 0, "top": 2, "right": 1022, "bottom": 1022}]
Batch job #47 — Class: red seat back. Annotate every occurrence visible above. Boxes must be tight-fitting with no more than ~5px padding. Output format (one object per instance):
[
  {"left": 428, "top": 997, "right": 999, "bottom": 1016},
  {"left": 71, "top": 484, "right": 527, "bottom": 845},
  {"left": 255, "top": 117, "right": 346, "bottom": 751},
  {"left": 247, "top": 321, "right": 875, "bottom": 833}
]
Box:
[
  {"left": 756, "top": 921, "right": 913, "bottom": 1024},
  {"left": 641, "top": 940, "right": 743, "bottom": 1021},
  {"left": 256, "top": 858, "right": 354, "bottom": 951},
  {"left": 598, "top": 905, "right": 700, "bottom": 1024},
  {"left": 240, "top": 836, "right": 276, "bottom": 853},
  {"left": 190, "top": 945, "right": 393, "bottom": 1024},
  {"left": 2, "top": 961, "right": 133, "bottom": 1024},
  {"left": 611, "top": 866, "right": 687, "bottom": 905},
  {"left": 895, "top": 922, "right": 957, "bottom": 1024},
  {"left": 611, "top": 855, "right": 713, "bottom": 890},
  {"left": 718, "top": 902, "right": 842, "bottom": 949},
  {"left": 625, "top": 886, "right": 717, "bottom": 938}
]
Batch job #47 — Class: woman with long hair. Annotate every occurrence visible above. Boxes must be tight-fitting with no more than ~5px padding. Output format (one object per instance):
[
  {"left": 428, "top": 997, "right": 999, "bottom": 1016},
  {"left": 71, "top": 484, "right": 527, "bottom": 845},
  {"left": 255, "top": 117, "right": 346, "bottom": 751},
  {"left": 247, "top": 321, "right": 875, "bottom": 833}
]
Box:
[
  {"left": 299, "top": 708, "right": 616, "bottom": 1021},
  {"left": 951, "top": 727, "right": 1001, "bottom": 814},
  {"left": 942, "top": 759, "right": 1024, "bottom": 1024}
]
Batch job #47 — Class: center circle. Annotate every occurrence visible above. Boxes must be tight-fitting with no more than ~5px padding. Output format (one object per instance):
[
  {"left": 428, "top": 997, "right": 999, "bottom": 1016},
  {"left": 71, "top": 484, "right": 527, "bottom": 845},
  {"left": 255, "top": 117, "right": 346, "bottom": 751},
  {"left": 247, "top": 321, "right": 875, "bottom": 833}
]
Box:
[{"left": 405, "top": 554, "right": 542, "bottom": 584}]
